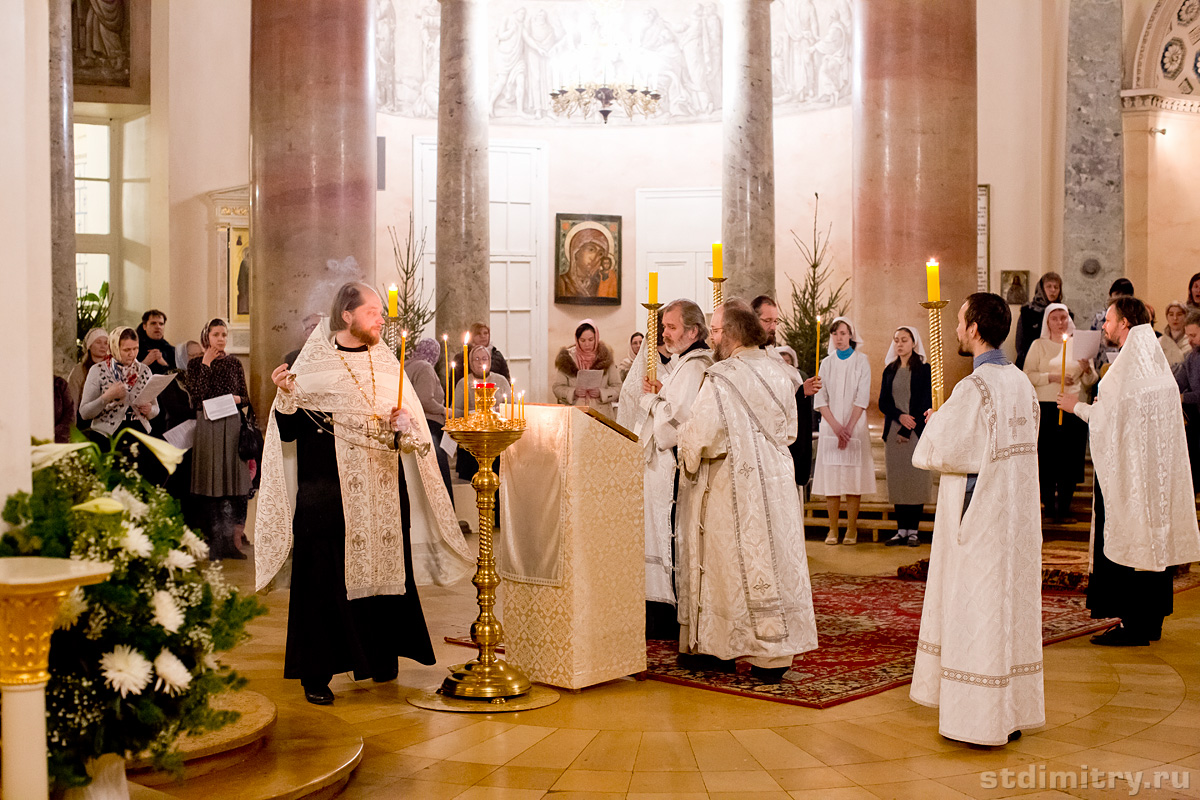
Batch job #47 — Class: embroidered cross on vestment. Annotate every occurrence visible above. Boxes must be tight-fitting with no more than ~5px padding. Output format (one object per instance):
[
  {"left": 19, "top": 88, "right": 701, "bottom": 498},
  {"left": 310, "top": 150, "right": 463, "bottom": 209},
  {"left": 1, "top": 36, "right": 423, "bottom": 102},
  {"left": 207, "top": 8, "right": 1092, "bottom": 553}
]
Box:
[
  {"left": 1007, "top": 405, "right": 1028, "bottom": 439},
  {"left": 738, "top": 461, "right": 754, "bottom": 478}
]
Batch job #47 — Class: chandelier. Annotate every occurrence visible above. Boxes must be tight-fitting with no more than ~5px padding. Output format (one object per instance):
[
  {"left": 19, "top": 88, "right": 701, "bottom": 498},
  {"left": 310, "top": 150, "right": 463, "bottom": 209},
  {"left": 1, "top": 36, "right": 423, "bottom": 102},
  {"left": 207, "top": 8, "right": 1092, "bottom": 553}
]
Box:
[{"left": 549, "top": 82, "right": 661, "bottom": 124}]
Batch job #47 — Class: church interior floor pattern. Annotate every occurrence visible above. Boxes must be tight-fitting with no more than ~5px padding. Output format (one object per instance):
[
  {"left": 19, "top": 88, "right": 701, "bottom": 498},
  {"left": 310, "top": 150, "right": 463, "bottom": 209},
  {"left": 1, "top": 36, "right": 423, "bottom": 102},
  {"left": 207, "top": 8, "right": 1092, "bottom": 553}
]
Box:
[{"left": 217, "top": 536, "right": 1200, "bottom": 799}]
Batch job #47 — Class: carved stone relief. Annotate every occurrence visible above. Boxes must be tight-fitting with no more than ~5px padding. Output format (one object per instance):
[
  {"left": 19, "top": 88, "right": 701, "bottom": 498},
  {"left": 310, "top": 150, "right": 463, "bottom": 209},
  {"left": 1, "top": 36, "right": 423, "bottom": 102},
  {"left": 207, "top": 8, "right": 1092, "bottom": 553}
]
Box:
[
  {"left": 72, "top": 0, "right": 130, "bottom": 87},
  {"left": 376, "top": 0, "right": 852, "bottom": 124}
]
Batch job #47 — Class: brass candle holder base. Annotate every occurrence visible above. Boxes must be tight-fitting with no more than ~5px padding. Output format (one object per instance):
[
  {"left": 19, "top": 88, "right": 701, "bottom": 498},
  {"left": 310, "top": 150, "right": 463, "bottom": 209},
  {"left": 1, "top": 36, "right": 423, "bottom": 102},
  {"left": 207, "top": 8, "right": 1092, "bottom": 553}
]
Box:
[
  {"left": 920, "top": 300, "right": 950, "bottom": 411},
  {"left": 441, "top": 384, "right": 529, "bottom": 700},
  {"left": 709, "top": 276, "right": 726, "bottom": 309}
]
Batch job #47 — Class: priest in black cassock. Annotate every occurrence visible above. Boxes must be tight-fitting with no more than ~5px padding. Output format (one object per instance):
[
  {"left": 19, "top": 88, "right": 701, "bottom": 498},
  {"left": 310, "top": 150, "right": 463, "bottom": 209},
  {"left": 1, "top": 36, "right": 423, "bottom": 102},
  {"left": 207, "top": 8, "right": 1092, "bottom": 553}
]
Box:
[{"left": 255, "top": 283, "right": 472, "bottom": 705}]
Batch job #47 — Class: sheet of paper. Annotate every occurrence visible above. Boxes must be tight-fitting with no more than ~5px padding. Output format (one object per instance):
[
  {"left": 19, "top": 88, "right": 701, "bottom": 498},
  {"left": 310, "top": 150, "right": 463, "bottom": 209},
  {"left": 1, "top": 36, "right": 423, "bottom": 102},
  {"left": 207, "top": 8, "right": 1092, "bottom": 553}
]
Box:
[
  {"left": 163, "top": 419, "right": 196, "bottom": 450},
  {"left": 202, "top": 393, "right": 239, "bottom": 421},
  {"left": 1071, "top": 330, "right": 1103, "bottom": 362},
  {"left": 440, "top": 430, "right": 457, "bottom": 456},
  {"left": 132, "top": 373, "right": 176, "bottom": 405},
  {"left": 576, "top": 369, "right": 604, "bottom": 392}
]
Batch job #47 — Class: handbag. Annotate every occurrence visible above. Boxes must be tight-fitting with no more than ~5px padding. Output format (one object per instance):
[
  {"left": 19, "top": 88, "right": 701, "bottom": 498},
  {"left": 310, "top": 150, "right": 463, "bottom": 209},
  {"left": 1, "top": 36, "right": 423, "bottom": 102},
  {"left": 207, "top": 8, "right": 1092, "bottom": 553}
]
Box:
[{"left": 238, "top": 403, "right": 264, "bottom": 462}]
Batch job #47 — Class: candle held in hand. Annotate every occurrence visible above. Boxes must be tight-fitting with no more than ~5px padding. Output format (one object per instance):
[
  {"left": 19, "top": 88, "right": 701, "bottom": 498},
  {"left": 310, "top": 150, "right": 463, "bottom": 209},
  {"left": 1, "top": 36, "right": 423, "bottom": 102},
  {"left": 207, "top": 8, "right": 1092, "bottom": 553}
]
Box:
[
  {"left": 815, "top": 317, "right": 821, "bottom": 376},
  {"left": 1059, "top": 333, "right": 1068, "bottom": 425},
  {"left": 397, "top": 331, "right": 407, "bottom": 407},
  {"left": 926, "top": 259, "right": 940, "bottom": 303},
  {"left": 712, "top": 243, "right": 722, "bottom": 280}
]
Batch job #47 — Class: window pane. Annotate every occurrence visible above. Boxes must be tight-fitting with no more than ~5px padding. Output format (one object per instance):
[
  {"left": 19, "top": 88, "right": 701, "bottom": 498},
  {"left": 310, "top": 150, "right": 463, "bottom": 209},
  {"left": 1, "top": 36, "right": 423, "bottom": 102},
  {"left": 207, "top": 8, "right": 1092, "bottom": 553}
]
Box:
[
  {"left": 76, "top": 253, "right": 110, "bottom": 297},
  {"left": 74, "top": 123, "right": 110, "bottom": 180},
  {"left": 75, "top": 179, "right": 110, "bottom": 234}
]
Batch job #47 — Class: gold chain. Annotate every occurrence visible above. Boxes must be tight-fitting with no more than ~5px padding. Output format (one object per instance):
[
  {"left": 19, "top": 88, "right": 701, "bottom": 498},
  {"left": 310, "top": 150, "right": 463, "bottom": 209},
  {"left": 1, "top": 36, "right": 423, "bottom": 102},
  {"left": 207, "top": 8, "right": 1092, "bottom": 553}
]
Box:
[{"left": 334, "top": 347, "right": 379, "bottom": 416}]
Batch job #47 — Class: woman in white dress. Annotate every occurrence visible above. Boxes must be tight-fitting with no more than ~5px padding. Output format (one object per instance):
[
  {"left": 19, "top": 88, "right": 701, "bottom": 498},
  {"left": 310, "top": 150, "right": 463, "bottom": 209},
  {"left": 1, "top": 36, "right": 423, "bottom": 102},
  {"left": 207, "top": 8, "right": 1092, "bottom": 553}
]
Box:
[{"left": 812, "top": 318, "right": 876, "bottom": 544}]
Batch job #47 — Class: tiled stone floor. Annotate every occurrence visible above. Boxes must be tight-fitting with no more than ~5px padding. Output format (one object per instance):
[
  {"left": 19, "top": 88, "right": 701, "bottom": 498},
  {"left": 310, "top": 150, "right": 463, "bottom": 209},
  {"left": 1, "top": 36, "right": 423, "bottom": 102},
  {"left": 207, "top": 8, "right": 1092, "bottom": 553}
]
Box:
[{"left": 219, "top": 538, "right": 1200, "bottom": 800}]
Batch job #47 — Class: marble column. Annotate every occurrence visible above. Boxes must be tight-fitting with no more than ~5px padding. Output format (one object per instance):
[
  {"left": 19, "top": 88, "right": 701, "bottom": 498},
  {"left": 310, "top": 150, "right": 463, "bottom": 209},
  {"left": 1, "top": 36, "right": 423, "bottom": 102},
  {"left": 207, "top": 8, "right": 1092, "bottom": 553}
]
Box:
[
  {"left": 49, "top": 0, "right": 76, "bottom": 377},
  {"left": 721, "top": 0, "right": 775, "bottom": 301},
  {"left": 1063, "top": 0, "right": 1124, "bottom": 321},
  {"left": 435, "top": 0, "right": 490, "bottom": 340},
  {"left": 249, "top": 0, "right": 376, "bottom": 415},
  {"left": 852, "top": 0, "right": 977, "bottom": 398}
]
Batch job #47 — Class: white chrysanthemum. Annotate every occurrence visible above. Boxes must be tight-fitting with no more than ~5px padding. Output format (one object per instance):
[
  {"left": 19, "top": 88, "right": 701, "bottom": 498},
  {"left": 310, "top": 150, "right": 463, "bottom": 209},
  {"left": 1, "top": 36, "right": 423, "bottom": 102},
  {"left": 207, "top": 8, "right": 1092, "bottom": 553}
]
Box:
[
  {"left": 120, "top": 523, "right": 152, "bottom": 558},
  {"left": 54, "top": 587, "right": 88, "bottom": 631},
  {"left": 180, "top": 529, "right": 209, "bottom": 559},
  {"left": 151, "top": 590, "right": 184, "bottom": 633},
  {"left": 202, "top": 652, "right": 221, "bottom": 671},
  {"left": 111, "top": 485, "right": 149, "bottom": 521},
  {"left": 100, "top": 645, "right": 152, "bottom": 698},
  {"left": 162, "top": 549, "right": 196, "bottom": 574},
  {"left": 153, "top": 650, "right": 192, "bottom": 695}
]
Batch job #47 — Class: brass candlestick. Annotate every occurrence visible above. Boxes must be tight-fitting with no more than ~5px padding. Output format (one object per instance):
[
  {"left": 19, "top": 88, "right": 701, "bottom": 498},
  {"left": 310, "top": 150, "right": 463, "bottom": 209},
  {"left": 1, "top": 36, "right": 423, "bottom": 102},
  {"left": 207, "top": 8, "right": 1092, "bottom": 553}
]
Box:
[
  {"left": 920, "top": 300, "right": 950, "bottom": 410},
  {"left": 441, "top": 383, "right": 529, "bottom": 701},
  {"left": 709, "top": 276, "right": 726, "bottom": 309},
  {"left": 642, "top": 302, "right": 663, "bottom": 382}
]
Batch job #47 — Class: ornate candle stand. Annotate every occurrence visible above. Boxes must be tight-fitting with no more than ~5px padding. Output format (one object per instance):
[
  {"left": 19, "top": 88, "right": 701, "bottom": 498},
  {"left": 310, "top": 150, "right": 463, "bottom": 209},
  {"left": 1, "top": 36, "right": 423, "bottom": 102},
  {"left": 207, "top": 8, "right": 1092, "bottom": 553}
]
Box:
[
  {"left": 642, "top": 302, "right": 663, "bottom": 382},
  {"left": 920, "top": 300, "right": 950, "bottom": 410},
  {"left": 709, "top": 277, "right": 726, "bottom": 309},
  {"left": 381, "top": 317, "right": 403, "bottom": 355},
  {"left": 0, "top": 557, "right": 111, "bottom": 800},
  {"left": 440, "top": 384, "right": 529, "bottom": 700}
]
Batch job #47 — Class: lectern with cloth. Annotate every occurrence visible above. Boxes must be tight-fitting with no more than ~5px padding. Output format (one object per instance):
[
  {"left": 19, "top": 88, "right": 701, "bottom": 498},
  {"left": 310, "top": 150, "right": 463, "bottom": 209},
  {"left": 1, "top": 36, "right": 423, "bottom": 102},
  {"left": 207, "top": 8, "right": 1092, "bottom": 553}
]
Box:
[{"left": 498, "top": 404, "right": 645, "bottom": 690}]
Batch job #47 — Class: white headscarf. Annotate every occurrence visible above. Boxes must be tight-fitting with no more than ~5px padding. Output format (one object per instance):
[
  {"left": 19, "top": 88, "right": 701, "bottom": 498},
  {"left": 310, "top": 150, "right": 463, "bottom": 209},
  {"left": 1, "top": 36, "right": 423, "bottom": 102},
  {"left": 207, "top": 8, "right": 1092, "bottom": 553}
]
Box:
[
  {"left": 773, "top": 344, "right": 799, "bottom": 366},
  {"left": 1038, "top": 302, "right": 1077, "bottom": 340},
  {"left": 883, "top": 325, "right": 928, "bottom": 365},
  {"left": 825, "top": 316, "right": 859, "bottom": 355}
]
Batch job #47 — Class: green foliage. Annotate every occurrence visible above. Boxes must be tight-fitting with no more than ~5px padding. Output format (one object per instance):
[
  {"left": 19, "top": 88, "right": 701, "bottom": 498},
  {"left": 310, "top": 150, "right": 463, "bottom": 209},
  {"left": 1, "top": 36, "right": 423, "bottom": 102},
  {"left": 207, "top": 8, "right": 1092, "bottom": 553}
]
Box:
[
  {"left": 382, "top": 213, "right": 442, "bottom": 346},
  {"left": 4, "top": 437, "right": 266, "bottom": 790},
  {"left": 76, "top": 281, "right": 112, "bottom": 359},
  {"left": 779, "top": 194, "right": 850, "bottom": 378}
]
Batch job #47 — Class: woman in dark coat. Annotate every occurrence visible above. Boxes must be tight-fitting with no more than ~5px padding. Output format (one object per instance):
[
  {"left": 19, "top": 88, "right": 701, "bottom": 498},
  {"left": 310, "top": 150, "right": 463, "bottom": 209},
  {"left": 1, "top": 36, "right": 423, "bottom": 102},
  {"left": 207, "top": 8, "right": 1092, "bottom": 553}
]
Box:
[
  {"left": 1015, "top": 272, "right": 1071, "bottom": 369},
  {"left": 878, "top": 326, "right": 933, "bottom": 546}
]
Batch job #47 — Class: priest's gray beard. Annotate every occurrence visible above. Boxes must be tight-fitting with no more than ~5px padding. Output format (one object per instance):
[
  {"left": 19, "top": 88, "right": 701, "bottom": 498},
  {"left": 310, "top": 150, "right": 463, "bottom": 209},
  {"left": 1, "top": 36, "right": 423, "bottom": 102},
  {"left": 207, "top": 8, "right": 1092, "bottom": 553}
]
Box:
[{"left": 714, "top": 339, "right": 736, "bottom": 361}]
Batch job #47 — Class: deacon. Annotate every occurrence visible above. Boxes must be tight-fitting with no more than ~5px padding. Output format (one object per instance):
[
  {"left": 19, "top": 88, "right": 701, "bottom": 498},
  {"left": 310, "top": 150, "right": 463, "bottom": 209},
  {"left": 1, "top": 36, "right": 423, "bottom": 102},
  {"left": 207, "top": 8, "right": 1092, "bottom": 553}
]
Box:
[
  {"left": 256, "top": 283, "right": 473, "bottom": 705},
  {"left": 1058, "top": 297, "right": 1200, "bottom": 645},
  {"left": 640, "top": 298, "right": 713, "bottom": 638},
  {"left": 674, "top": 302, "right": 818, "bottom": 682},
  {"left": 911, "top": 292, "right": 1044, "bottom": 745},
  {"left": 753, "top": 295, "right": 820, "bottom": 486}
]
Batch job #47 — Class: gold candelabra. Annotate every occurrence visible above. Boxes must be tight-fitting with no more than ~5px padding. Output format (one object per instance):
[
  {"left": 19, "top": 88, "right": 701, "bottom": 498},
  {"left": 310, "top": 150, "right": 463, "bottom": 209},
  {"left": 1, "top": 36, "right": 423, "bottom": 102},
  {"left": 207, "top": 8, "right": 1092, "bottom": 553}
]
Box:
[
  {"left": 920, "top": 300, "right": 949, "bottom": 410},
  {"left": 440, "top": 383, "right": 529, "bottom": 700},
  {"left": 709, "top": 277, "right": 726, "bottom": 309},
  {"left": 642, "top": 302, "right": 662, "bottom": 382},
  {"left": 549, "top": 83, "right": 662, "bottom": 124}
]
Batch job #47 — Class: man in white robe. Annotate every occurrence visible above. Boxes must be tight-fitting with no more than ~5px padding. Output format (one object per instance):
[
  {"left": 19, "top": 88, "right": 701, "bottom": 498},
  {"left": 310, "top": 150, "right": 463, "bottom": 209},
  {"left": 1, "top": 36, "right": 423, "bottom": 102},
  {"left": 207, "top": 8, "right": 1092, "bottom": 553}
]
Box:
[
  {"left": 911, "top": 292, "right": 1045, "bottom": 745},
  {"left": 675, "top": 302, "right": 818, "bottom": 682},
  {"left": 639, "top": 298, "right": 713, "bottom": 637},
  {"left": 1059, "top": 297, "right": 1200, "bottom": 645},
  {"left": 616, "top": 314, "right": 673, "bottom": 434}
]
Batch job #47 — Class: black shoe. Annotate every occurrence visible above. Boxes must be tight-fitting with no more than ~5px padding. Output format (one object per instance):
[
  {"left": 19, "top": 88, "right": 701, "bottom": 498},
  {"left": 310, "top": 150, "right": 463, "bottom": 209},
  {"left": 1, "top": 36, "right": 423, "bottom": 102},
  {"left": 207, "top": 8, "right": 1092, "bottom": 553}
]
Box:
[
  {"left": 676, "top": 653, "right": 737, "bottom": 673},
  {"left": 373, "top": 663, "right": 399, "bottom": 683},
  {"left": 749, "top": 665, "right": 790, "bottom": 684},
  {"left": 304, "top": 685, "right": 334, "bottom": 705},
  {"left": 885, "top": 531, "right": 907, "bottom": 547},
  {"left": 1008, "top": 730, "right": 1022, "bottom": 742},
  {"left": 1090, "top": 624, "right": 1149, "bottom": 647}
]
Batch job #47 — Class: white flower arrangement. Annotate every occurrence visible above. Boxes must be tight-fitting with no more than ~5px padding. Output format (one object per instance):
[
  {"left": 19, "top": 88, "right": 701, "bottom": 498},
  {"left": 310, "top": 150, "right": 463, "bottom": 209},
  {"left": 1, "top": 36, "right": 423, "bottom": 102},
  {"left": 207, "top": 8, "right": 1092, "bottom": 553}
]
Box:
[
  {"left": 162, "top": 548, "right": 196, "bottom": 575},
  {"left": 100, "top": 645, "right": 153, "bottom": 698},
  {"left": 153, "top": 650, "right": 192, "bottom": 696},
  {"left": 120, "top": 522, "right": 152, "bottom": 558},
  {"left": 151, "top": 590, "right": 185, "bottom": 633}
]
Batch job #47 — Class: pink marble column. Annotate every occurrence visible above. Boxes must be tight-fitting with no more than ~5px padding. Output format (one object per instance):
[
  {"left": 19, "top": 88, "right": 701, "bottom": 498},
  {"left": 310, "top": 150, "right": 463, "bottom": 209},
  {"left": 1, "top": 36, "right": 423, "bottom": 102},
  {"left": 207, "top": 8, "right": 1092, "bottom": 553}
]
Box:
[
  {"left": 435, "top": 0, "right": 490, "bottom": 339},
  {"left": 249, "top": 0, "right": 376, "bottom": 414},
  {"left": 853, "top": 0, "right": 977, "bottom": 399},
  {"left": 721, "top": 0, "right": 775, "bottom": 301}
]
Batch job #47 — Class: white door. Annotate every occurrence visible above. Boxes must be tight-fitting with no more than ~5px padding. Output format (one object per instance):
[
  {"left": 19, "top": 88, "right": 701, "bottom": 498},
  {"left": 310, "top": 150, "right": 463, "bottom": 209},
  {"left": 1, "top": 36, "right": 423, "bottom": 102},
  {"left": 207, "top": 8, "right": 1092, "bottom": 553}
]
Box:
[
  {"left": 413, "top": 137, "right": 549, "bottom": 400},
  {"left": 635, "top": 188, "right": 721, "bottom": 313}
]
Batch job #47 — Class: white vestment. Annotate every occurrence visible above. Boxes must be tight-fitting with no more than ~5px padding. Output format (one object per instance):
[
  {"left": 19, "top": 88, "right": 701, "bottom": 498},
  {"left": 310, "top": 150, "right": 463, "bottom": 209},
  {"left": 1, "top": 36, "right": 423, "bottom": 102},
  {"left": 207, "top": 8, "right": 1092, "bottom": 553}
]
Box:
[
  {"left": 910, "top": 361, "right": 1045, "bottom": 745},
  {"left": 616, "top": 347, "right": 674, "bottom": 434},
  {"left": 812, "top": 349, "right": 876, "bottom": 496},
  {"left": 675, "top": 348, "right": 817, "bottom": 666},
  {"left": 638, "top": 346, "right": 712, "bottom": 605},
  {"left": 1073, "top": 324, "right": 1200, "bottom": 570}
]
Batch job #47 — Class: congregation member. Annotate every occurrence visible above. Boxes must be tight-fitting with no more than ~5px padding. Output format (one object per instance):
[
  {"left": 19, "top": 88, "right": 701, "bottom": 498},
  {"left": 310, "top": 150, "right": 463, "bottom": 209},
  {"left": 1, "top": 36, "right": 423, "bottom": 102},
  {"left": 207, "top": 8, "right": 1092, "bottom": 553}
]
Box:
[
  {"left": 137, "top": 309, "right": 176, "bottom": 372},
  {"left": 1177, "top": 310, "right": 1200, "bottom": 493},
  {"left": 1014, "top": 271, "right": 1068, "bottom": 369},
  {"left": 879, "top": 326, "right": 932, "bottom": 546},
  {"left": 1060, "top": 297, "right": 1200, "bottom": 646},
  {"left": 774, "top": 344, "right": 799, "bottom": 368},
  {"left": 911, "top": 292, "right": 1044, "bottom": 746},
  {"left": 640, "top": 299, "right": 712, "bottom": 638},
  {"left": 258, "top": 283, "right": 472, "bottom": 705},
  {"left": 453, "top": 322, "right": 511, "bottom": 387},
  {"left": 1092, "top": 278, "right": 1134, "bottom": 369},
  {"left": 405, "top": 337, "right": 454, "bottom": 502},
  {"left": 753, "top": 295, "right": 819, "bottom": 489},
  {"left": 78, "top": 325, "right": 159, "bottom": 444},
  {"left": 453, "top": 344, "right": 513, "bottom": 482},
  {"left": 1188, "top": 272, "right": 1200, "bottom": 312},
  {"left": 675, "top": 302, "right": 817, "bottom": 683},
  {"left": 1022, "top": 303, "right": 1096, "bottom": 523},
  {"left": 68, "top": 327, "right": 108, "bottom": 411},
  {"left": 184, "top": 319, "right": 252, "bottom": 561},
  {"left": 1160, "top": 301, "right": 1191, "bottom": 370},
  {"left": 616, "top": 313, "right": 670, "bottom": 434},
  {"left": 618, "top": 331, "right": 644, "bottom": 382},
  {"left": 812, "top": 317, "right": 875, "bottom": 545},
  {"left": 552, "top": 320, "right": 622, "bottom": 420}
]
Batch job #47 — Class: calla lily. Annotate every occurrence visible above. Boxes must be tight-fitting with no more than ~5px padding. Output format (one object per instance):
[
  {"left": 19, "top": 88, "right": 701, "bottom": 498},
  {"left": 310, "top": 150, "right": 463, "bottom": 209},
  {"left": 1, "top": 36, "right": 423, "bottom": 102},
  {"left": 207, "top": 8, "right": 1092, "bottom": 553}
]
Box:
[
  {"left": 72, "top": 497, "right": 126, "bottom": 514},
  {"left": 31, "top": 442, "right": 96, "bottom": 472},
  {"left": 117, "top": 429, "right": 186, "bottom": 475}
]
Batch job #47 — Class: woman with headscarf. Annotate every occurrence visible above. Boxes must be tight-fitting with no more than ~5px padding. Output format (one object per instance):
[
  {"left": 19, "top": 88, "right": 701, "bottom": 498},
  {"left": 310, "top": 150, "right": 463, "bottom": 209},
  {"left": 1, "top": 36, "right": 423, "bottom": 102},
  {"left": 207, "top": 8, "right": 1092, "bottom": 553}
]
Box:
[
  {"left": 1161, "top": 301, "right": 1192, "bottom": 370},
  {"left": 453, "top": 322, "right": 510, "bottom": 386},
  {"left": 1187, "top": 273, "right": 1200, "bottom": 312},
  {"left": 69, "top": 327, "right": 109, "bottom": 414},
  {"left": 618, "top": 331, "right": 644, "bottom": 382},
  {"left": 453, "top": 345, "right": 513, "bottom": 481},
  {"left": 552, "top": 320, "right": 623, "bottom": 420},
  {"left": 1015, "top": 271, "right": 1070, "bottom": 370},
  {"left": 406, "top": 337, "right": 454, "bottom": 501},
  {"left": 78, "top": 326, "right": 158, "bottom": 444},
  {"left": 879, "top": 326, "right": 933, "bottom": 547},
  {"left": 812, "top": 317, "right": 876, "bottom": 545},
  {"left": 1023, "top": 302, "right": 1097, "bottom": 523},
  {"left": 185, "top": 318, "right": 252, "bottom": 559}
]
